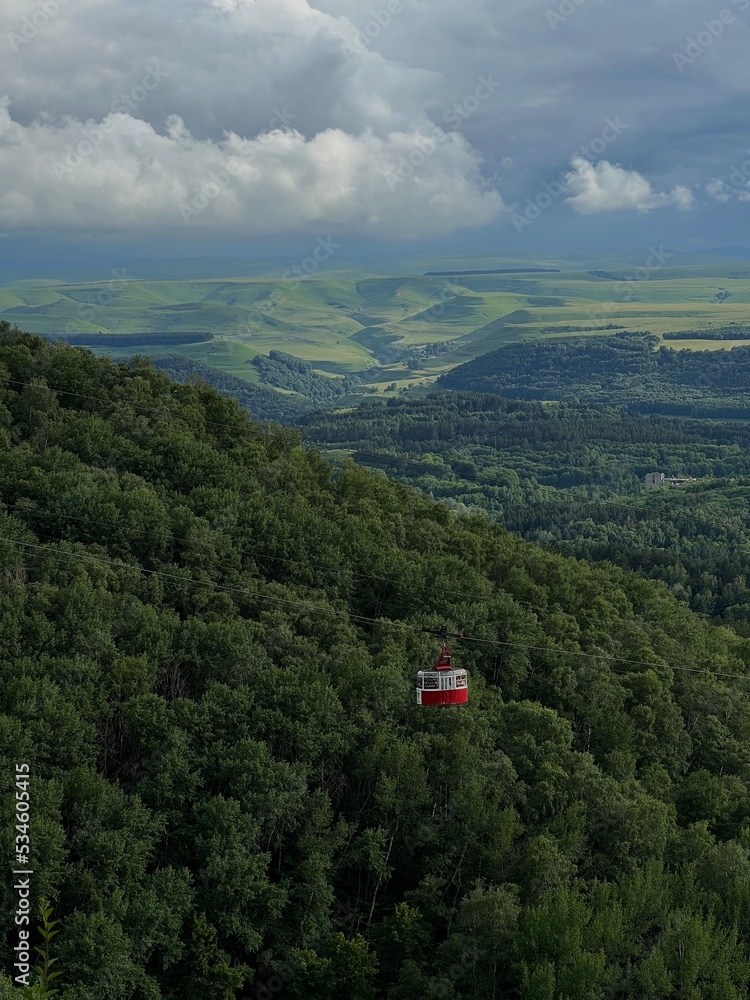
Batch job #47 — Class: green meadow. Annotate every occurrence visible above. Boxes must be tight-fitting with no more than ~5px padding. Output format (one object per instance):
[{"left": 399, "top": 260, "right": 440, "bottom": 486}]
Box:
[{"left": 2, "top": 254, "right": 750, "bottom": 397}]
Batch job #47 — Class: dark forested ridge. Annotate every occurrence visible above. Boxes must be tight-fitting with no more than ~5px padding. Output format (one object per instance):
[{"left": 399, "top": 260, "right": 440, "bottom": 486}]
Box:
[
  {"left": 439, "top": 333, "right": 750, "bottom": 418},
  {"left": 42, "top": 332, "right": 214, "bottom": 347},
  {"left": 149, "top": 353, "right": 314, "bottom": 423},
  {"left": 5, "top": 324, "right": 750, "bottom": 998},
  {"left": 251, "top": 350, "right": 364, "bottom": 404},
  {"left": 423, "top": 268, "right": 560, "bottom": 276},
  {"left": 663, "top": 325, "right": 750, "bottom": 341}
]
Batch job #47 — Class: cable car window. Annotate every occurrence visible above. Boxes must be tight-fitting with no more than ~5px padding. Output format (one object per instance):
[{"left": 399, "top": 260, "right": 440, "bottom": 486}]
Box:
[
  {"left": 423, "top": 675, "right": 439, "bottom": 689},
  {"left": 455, "top": 675, "right": 466, "bottom": 687}
]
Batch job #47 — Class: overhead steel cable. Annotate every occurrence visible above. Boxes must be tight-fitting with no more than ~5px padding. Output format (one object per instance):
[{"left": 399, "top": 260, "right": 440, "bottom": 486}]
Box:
[
  {"left": 0, "top": 498, "right": 547, "bottom": 616},
  {"left": 0, "top": 374, "right": 274, "bottom": 435},
  {"left": 0, "top": 533, "right": 746, "bottom": 683},
  {"left": 1, "top": 496, "right": 723, "bottom": 625},
  {"left": 2, "top": 373, "right": 748, "bottom": 534}
]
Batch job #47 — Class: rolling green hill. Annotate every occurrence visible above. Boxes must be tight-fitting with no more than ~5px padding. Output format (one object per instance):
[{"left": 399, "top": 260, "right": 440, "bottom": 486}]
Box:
[
  {"left": 3, "top": 255, "right": 750, "bottom": 412},
  {"left": 440, "top": 333, "right": 750, "bottom": 419},
  {"left": 4, "top": 325, "right": 750, "bottom": 999}
]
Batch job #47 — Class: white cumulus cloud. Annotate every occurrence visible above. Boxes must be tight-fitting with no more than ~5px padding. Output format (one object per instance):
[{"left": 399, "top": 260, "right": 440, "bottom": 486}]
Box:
[
  {"left": 563, "top": 156, "right": 694, "bottom": 215},
  {"left": 705, "top": 177, "right": 750, "bottom": 203},
  {"left": 0, "top": 98, "right": 504, "bottom": 237},
  {"left": 0, "top": 0, "right": 507, "bottom": 240}
]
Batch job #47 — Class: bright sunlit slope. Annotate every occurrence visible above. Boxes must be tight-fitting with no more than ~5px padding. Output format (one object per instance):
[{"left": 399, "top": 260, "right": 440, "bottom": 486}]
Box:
[{"left": 3, "top": 255, "right": 750, "bottom": 404}]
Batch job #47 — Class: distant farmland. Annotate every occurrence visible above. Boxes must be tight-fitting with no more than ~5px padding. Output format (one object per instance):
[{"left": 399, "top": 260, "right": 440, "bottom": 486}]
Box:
[{"left": 3, "top": 255, "right": 750, "bottom": 404}]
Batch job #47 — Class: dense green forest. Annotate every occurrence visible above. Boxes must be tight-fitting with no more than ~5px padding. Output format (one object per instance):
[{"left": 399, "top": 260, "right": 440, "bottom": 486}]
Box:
[
  {"left": 251, "top": 350, "right": 364, "bottom": 404},
  {"left": 302, "top": 393, "right": 750, "bottom": 630},
  {"left": 501, "top": 484, "right": 750, "bottom": 633},
  {"left": 663, "top": 326, "right": 750, "bottom": 341},
  {"left": 302, "top": 392, "right": 750, "bottom": 492},
  {"left": 440, "top": 333, "right": 750, "bottom": 418},
  {"left": 5, "top": 325, "right": 750, "bottom": 998},
  {"left": 149, "top": 354, "right": 314, "bottom": 423}
]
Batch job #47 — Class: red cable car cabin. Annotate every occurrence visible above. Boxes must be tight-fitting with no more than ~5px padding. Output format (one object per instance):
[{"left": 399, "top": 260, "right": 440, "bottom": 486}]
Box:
[{"left": 416, "top": 635, "right": 469, "bottom": 706}]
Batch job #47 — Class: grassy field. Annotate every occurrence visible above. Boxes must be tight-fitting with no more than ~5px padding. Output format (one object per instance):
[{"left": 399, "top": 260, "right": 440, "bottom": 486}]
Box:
[{"left": 2, "top": 253, "right": 750, "bottom": 398}]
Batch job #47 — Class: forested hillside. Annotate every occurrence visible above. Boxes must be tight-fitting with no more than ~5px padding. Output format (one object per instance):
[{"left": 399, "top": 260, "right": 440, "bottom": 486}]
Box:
[
  {"left": 503, "top": 483, "right": 750, "bottom": 634},
  {"left": 149, "top": 354, "right": 314, "bottom": 423},
  {"left": 4, "top": 324, "right": 750, "bottom": 998},
  {"left": 251, "top": 350, "right": 364, "bottom": 404},
  {"left": 302, "top": 392, "right": 750, "bottom": 492},
  {"left": 303, "top": 394, "right": 750, "bottom": 630},
  {"left": 440, "top": 333, "right": 750, "bottom": 418}
]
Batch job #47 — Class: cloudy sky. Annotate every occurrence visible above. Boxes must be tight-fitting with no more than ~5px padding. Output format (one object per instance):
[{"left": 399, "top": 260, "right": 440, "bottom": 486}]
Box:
[{"left": 1, "top": 0, "right": 749, "bottom": 261}]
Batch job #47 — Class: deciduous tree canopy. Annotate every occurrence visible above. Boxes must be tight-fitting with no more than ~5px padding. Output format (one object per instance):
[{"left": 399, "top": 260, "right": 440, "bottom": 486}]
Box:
[{"left": 2, "top": 324, "right": 750, "bottom": 998}]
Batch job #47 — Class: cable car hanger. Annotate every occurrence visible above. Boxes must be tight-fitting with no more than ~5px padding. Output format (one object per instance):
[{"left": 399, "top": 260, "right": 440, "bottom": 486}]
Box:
[{"left": 416, "top": 626, "right": 469, "bottom": 707}]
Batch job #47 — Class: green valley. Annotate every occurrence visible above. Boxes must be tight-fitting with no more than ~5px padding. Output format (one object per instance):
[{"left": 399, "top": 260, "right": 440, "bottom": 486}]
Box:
[{"left": 2, "top": 253, "right": 750, "bottom": 411}]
